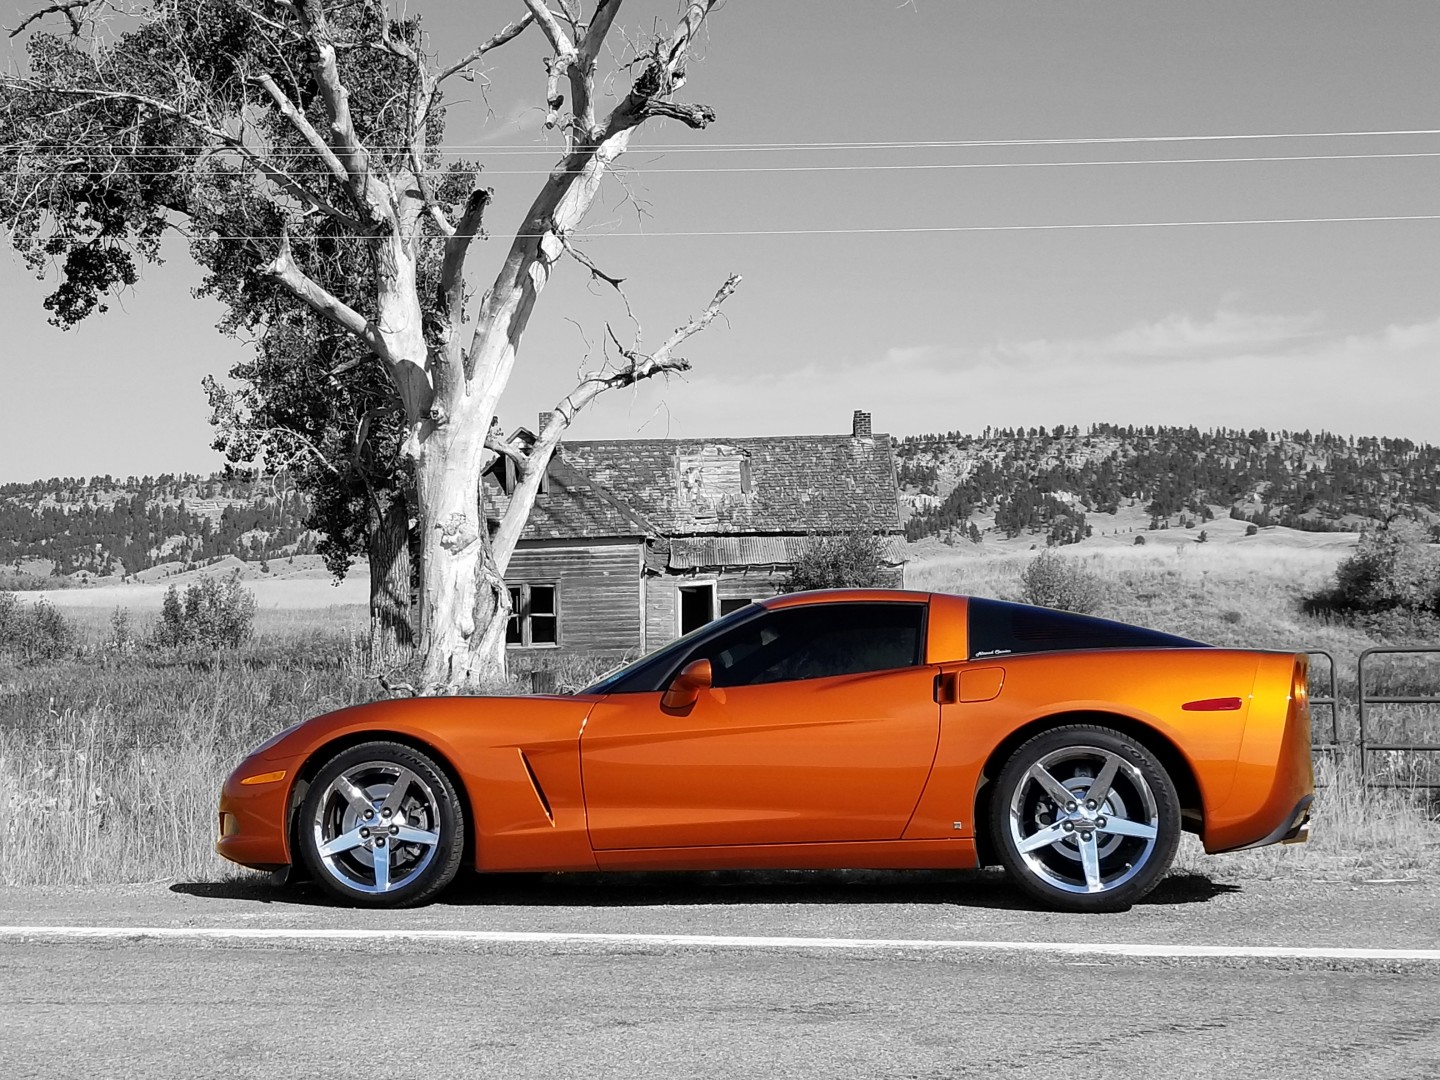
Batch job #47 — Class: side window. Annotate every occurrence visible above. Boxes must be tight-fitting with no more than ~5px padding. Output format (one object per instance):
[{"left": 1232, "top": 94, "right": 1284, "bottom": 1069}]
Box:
[{"left": 685, "top": 602, "right": 925, "bottom": 687}]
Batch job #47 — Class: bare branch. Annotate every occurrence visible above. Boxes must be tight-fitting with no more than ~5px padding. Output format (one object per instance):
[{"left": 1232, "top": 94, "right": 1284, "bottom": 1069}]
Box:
[
  {"left": 436, "top": 11, "right": 538, "bottom": 85},
  {"left": 252, "top": 73, "right": 352, "bottom": 189},
  {"left": 559, "top": 232, "right": 624, "bottom": 290},
  {"left": 7, "top": 0, "right": 97, "bottom": 38},
  {"left": 262, "top": 231, "right": 391, "bottom": 363},
  {"left": 490, "top": 273, "right": 740, "bottom": 565},
  {"left": 522, "top": 0, "right": 574, "bottom": 57},
  {"left": 570, "top": 0, "right": 623, "bottom": 136},
  {"left": 599, "top": 0, "right": 719, "bottom": 139},
  {"left": 290, "top": 0, "right": 385, "bottom": 219},
  {"left": 439, "top": 186, "right": 492, "bottom": 316},
  {"left": 645, "top": 271, "right": 740, "bottom": 368},
  {"left": 485, "top": 432, "right": 528, "bottom": 468}
]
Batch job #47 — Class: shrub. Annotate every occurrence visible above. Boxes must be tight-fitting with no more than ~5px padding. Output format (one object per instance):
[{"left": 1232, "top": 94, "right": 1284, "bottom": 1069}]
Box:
[
  {"left": 1021, "top": 549, "right": 1103, "bottom": 613},
  {"left": 1133, "top": 534, "right": 1146, "bottom": 546},
  {"left": 0, "top": 590, "right": 78, "bottom": 662},
  {"left": 782, "top": 530, "right": 892, "bottom": 592},
  {"left": 151, "top": 570, "right": 257, "bottom": 650},
  {"left": 1304, "top": 519, "right": 1440, "bottom": 621}
]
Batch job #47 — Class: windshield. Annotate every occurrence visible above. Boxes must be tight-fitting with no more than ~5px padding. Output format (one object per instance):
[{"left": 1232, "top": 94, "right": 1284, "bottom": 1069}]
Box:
[{"left": 581, "top": 603, "right": 764, "bottom": 695}]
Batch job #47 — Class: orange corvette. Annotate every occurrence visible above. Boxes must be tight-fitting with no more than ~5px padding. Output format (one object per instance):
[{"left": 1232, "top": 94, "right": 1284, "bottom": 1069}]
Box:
[{"left": 218, "top": 589, "right": 1314, "bottom": 912}]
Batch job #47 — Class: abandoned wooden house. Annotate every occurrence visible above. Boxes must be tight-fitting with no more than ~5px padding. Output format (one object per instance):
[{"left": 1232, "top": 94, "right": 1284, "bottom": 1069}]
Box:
[{"left": 483, "top": 410, "right": 906, "bottom": 657}]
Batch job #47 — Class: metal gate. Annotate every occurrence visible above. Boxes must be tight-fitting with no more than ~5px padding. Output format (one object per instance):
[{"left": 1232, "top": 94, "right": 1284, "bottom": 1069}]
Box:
[{"left": 1356, "top": 646, "right": 1440, "bottom": 788}]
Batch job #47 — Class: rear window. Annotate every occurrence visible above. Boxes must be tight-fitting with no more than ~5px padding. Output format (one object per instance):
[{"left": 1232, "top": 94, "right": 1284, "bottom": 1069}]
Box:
[{"left": 968, "top": 597, "right": 1205, "bottom": 659}]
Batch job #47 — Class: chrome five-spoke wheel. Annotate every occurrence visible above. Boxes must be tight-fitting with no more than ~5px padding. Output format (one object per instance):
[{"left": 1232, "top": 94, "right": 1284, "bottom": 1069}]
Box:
[
  {"left": 992, "top": 726, "right": 1180, "bottom": 912},
  {"left": 298, "top": 741, "right": 464, "bottom": 907}
]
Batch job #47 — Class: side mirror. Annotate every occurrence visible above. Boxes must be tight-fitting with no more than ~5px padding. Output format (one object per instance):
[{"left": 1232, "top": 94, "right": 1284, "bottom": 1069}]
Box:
[{"left": 661, "top": 658, "right": 712, "bottom": 711}]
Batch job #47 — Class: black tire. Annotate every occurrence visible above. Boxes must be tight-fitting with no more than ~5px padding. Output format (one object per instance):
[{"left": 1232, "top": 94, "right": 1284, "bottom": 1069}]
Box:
[
  {"left": 297, "top": 740, "right": 465, "bottom": 908},
  {"left": 989, "top": 725, "right": 1180, "bottom": 913}
]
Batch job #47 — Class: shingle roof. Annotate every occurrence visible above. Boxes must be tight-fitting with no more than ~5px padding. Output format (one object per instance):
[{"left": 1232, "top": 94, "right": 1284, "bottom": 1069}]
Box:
[
  {"left": 484, "top": 457, "right": 654, "bottom": 540},
  {"left": 557, "top": 433, "right": 902, "bottom": 536}
]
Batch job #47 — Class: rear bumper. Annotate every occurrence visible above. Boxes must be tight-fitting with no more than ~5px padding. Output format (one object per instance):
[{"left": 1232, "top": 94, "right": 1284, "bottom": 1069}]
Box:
[{"left": 1222, "top": 794, "right": 1313, "bottom": 853}]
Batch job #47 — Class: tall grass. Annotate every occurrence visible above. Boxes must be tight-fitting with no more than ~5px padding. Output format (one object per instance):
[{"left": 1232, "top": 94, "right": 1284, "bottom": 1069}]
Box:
[{"left": 0, "top": 621, "right": 377, "bottom": 885}]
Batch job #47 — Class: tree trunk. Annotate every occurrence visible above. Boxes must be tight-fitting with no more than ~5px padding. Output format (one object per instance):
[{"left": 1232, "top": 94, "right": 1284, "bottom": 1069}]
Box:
[
  {"left": 413, "top": 425, "right": 511, "bottom": 691},
  {"left": 367, "top": 496, "right": 413, "bottom": 666}
]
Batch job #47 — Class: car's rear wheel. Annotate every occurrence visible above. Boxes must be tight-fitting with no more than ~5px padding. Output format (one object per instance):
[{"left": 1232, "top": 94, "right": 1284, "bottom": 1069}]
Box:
[
  {"left": 990, "top": 725, "right": 1180, "bottom": 912},
  {"left": 297, "top": 741, "right": 464, "bottom": 907}
]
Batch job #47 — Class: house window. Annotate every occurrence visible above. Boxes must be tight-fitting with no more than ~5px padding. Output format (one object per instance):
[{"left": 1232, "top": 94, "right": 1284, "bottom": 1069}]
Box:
[
  {"left": 678, "top": 583, "right": 717, "bottom": 635},
  {"left": 507, "top": 584, "right": 559, "bottom": 647},
  {"left": 719, "top": 597, "right": 753, "bottom": 617}
]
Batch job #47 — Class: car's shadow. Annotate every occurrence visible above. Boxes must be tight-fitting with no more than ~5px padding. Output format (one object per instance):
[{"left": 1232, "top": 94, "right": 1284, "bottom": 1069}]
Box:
[{"left": 171, "top": 869, "right": 1238, "bottom": 912}]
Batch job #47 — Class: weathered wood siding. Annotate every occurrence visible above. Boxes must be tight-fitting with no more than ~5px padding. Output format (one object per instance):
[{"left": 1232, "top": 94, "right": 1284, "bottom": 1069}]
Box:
[
  {"left": 643, "top": 568, "right": 788, "bottom": 645},
  {"left": 644, "top": 576, "right": 679, "bottom": 648},
  {"left": 506, "top": 539, "right": 643, "bottom": 654}
]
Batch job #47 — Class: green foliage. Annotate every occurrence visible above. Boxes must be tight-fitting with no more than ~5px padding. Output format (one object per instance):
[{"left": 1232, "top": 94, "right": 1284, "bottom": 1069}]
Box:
[
  {"left": 1305, "top": 519, "right": 1440, "bottom": 623},
  {"left": 151, "top": 571, "right": 257, "bottom": 650},
  {"left": 1020, "top": 549, "right": 1103, "bottom": 614},
  {"left": 0, "top": 590, "right": 79, "bottom": 662},
  {"left": 782, "top": 531, "right": 892, "bottom": 592}
]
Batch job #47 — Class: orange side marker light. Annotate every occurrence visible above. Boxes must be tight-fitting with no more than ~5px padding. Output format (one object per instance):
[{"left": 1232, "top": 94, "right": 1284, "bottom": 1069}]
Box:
[{"left": 239, "top": 769, "right": 287, "bottom": 786}]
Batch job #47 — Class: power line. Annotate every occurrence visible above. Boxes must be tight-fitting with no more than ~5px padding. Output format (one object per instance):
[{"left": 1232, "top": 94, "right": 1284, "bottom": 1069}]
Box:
[
  {"left": 153, "top": 214, "right": 1440, "bottom": 240},
  {"left": 3, "top": 151, "right": 1438, "bottom": 177},
  {"left": 5, "top": 127, "right": 1440, "bottom": 155}
]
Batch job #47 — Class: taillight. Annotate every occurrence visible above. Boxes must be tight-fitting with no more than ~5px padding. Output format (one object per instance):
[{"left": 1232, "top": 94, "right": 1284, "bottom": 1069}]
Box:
[{"left": 1292, "top": 656, "right": 1309, "bottom": 711}]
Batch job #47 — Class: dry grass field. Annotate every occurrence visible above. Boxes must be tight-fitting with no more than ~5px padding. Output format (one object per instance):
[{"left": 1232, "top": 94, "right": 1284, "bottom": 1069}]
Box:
[{"left": 2, "top": 538, "right": 1438, "bottom": 891}]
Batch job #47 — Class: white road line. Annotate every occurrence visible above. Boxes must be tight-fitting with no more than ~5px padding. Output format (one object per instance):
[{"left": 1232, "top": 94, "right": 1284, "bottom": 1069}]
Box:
[{"left": 0, "top": 925, "right": 1437, "bottom": 961}]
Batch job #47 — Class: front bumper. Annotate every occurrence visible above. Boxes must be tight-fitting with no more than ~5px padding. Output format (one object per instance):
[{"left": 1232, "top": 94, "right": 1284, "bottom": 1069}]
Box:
[{"left": 215, "top": 759, "right": 298, "bottom": 871}]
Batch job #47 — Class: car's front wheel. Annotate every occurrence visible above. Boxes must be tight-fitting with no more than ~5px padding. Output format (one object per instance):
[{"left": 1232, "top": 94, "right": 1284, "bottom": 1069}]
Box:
[
  {"left": 990, "top": 725, "right": 1180, "bottom": 912},
  {"left": 297, "top": 741, "right": 465, "bottom": 907}
]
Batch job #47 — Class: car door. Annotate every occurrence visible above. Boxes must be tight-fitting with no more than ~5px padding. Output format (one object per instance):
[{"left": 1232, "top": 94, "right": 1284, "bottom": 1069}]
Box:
[{"left": 581, "top": 601, "right": 941, "bottom": 850}]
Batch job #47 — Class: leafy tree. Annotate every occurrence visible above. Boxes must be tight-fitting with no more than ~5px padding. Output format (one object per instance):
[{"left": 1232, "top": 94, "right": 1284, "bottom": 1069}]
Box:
[
  {"left": 2, "top": 0, "right": 736, "bottom": 689},
  {"left": 782, "top": 531, "right": 893, "bottom": 593}
]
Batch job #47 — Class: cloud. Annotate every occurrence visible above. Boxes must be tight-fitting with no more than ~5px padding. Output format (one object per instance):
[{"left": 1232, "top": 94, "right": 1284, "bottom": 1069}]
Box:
[{"left": 991, "top": 307, "right": 1325, "bottom": 368}]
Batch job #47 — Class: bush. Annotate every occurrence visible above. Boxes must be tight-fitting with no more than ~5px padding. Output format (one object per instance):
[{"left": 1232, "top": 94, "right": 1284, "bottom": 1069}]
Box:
[
  {"left": 1021, "top": 549, "right": 1103, "bottom": 613},
  {"left": 0, "top": 590, "right": 78, "bottom": 662},
  {"left": 1304, "top": 519, "right": 1440, "bottom": 621},
  {"left": 782, "top": 530, "right": 892, "bottom": 592},
  {"left": 151, "top": 571, "right": 257, "bottom": 650}
]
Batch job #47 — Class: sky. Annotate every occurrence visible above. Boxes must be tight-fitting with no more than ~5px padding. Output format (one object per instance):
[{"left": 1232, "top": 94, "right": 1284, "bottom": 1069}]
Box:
[{"left": 2, "top": 0, "right": 1437, "bottom": 482}]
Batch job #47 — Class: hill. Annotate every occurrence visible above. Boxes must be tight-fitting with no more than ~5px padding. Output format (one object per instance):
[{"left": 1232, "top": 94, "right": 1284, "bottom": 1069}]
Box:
[
  {"left": 3, "top": 422, "right": 1437, "bottom": 585},
  {"left": 896, "top": 423, "right": 1440, "bottom": 546},
  {"left": 0, "top": 472, "right": 316, "bottom": 583}
]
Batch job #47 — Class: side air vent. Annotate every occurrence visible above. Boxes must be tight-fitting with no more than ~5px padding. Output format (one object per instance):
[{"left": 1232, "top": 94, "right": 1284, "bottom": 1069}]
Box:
[{"left": 518, "top": 750, "right": 554, "bottom": 824}]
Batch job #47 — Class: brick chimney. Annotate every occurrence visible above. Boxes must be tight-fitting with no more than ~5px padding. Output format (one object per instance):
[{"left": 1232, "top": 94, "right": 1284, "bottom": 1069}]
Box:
[
  {"left": 852, "top": 410, "right": 873, "bottom": 438},
  {"left": 537, "top": 411, "right": 555, "bottom": 437}
]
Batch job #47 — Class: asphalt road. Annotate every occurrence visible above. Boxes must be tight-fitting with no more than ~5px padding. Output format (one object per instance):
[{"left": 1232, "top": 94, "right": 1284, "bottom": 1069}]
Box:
[{"left": 5, "top": 871, "right": 1440, "bottom": 1079}]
